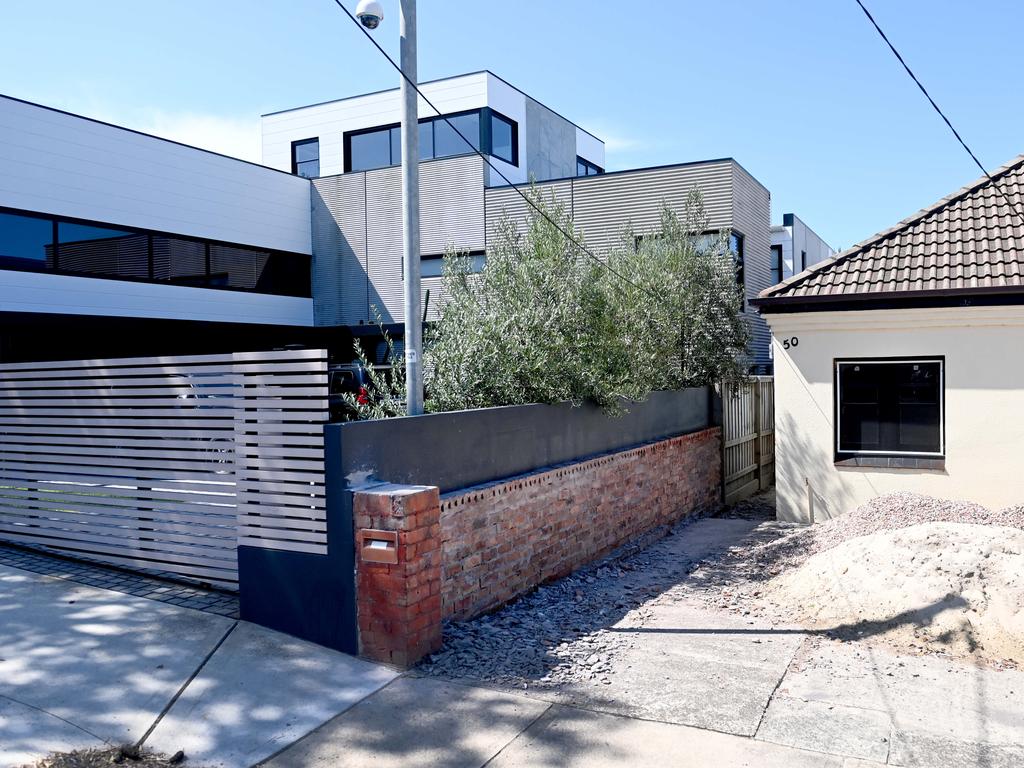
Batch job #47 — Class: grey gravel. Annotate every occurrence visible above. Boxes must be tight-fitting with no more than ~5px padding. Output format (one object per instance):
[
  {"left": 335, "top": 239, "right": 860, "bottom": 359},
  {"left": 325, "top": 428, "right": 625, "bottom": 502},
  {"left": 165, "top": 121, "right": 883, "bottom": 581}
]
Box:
[{"left": 418, "top": 504, "right": 767, "bottom": 689}]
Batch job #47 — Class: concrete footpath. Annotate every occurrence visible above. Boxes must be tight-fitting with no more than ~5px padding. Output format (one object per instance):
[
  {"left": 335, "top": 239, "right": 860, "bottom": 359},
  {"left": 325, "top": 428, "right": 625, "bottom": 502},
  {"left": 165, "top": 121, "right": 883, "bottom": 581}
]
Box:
[{"left": 1, "top": 558, "right": 869, "bottom": 768}]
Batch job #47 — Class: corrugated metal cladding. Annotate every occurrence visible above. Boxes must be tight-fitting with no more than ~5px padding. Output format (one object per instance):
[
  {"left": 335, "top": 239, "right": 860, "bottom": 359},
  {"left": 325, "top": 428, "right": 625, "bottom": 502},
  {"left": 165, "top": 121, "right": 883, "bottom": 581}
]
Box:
[
  {"left": 484, "top": 160, "right": 773, "bottom": 366},
  {"left": 731, "top": 164, "right": 773, "bottom": 367},
  {"left": 312, "top": 175, "right": 366, "bottom": 326},
  {"left": 311, "top": 154, "right": 485, "bottom": 325}
]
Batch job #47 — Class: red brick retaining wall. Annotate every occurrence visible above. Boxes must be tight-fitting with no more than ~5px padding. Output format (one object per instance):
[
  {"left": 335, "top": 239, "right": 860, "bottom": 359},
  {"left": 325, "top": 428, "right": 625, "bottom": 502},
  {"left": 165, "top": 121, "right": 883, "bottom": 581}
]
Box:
[
  {"left": 439, "top": 427, "right": 721, "bottom": 621},
  {"left": 352, "top": 484, "right": 443, "bottom": 667},
  {"left": 352, "top": 427, "right": 720, "bottom": 666}
]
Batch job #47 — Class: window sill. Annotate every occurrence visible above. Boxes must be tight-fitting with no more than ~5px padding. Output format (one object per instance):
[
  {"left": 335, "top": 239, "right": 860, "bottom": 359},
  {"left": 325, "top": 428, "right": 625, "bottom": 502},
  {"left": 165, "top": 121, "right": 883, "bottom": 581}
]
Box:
[{"left": 835, "top": 456, "right": 945, "bottom": 471}]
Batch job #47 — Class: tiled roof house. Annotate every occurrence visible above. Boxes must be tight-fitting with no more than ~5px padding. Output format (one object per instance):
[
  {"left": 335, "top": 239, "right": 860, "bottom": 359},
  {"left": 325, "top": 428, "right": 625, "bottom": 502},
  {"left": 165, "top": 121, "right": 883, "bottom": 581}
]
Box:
[{"left": 755, "top": 156, "right": 1024, "bottom": 524}]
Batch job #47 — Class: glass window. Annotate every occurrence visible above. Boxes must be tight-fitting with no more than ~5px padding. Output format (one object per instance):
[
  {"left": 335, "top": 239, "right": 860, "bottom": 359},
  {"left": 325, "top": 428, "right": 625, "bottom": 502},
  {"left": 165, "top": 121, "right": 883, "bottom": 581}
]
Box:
[
  {"left": 390, "top": 126, "right": 401, "bottom": 166},
  {"left": 434, "top": 112, "right": 480, "bottom": 158},
  {"left": 421, "top": 251, "right": 485, "bottom": 278},
  {"left": 58, "top": 222, "right": 148, "bottom": 278},
  {"left": 0, "top": 212, "right": 53, "bottom": 271},
  {"left": 770, "top": 244, "right": 783, "bottom": 285},
  {"left": 152, "top": 237, "right": 207, "bottom": 286},
  {"left": 349, "top": 127, "right": 394, "bottom": 171},
  {"left": 291, "top": 138, "right": 319, "bottom": 179},
  {"left": 836, "top": 360, "right": 943, "bottom": 456},
  {"left": 490, "top": 112, "right": 515, "bottom": 165},
  {"left": 576, "top": 156, "right": 603, "bottom": 176},
  {"left": 419, "top": 121, "right": 434, "bottom": 161}
]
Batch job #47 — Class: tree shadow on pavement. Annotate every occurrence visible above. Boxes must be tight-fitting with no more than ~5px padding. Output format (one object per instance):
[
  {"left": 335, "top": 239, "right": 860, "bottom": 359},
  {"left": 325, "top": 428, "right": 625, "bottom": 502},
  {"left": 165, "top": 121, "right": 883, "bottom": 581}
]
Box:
[{"left": 261, "top": 676, "right": 615, "bottom": 768}]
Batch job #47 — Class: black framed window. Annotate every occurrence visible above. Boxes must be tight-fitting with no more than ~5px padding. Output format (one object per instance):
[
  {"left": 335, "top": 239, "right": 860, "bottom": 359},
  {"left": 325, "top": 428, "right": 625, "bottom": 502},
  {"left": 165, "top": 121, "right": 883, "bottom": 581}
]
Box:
[
  {"left": 0, "top": 211, "right": 54, "bottom": 271},
  {"left": 433, "top": 111, "right": 481, "bottom": 158},
  {"left": 348, "top": 127, "right": 396, "bottom": 172},
  {"left": 836, "top": 359, "right": 944, "bottom": 457},
  {"left": 344, "top": 108, "right": 515, "bottom": 172},
  {"left": 58, "top": 222, "right": 149, "bottom": 278},
  {"left": 291, "top": 138, "right": 320, "bottom": 178},
  {"left": 488, "top": 110, "right": 516, "bottom": 165},
  {"left": 770, "top": 244, "right": 783, "bottom": 285},
  {"left": 576, "top": 156, "right": 603, "bottom": 176},
  {"left": 0, "top": 206, "right": 310, "bottom": 298}
]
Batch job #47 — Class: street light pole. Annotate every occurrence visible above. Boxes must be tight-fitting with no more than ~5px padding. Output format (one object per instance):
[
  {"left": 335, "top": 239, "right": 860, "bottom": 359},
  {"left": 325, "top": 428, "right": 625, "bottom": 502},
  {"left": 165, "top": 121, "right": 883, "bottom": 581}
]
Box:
[{"left": 399, "top": 0, "right": 424, "bottom": 415}]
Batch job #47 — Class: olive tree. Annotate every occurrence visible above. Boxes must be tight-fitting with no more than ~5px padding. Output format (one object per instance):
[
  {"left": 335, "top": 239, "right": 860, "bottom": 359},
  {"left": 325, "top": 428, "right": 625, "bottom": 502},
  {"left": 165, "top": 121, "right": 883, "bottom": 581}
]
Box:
[{"left": 424, "top": 187, "right": 749, "bottom": 414}]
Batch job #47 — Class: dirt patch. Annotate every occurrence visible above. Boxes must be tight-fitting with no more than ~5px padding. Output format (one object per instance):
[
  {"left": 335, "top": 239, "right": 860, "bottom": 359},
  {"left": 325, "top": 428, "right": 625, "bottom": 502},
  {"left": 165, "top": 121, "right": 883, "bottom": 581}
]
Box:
[
  {"left": 704, "top": 493, "right": 1024, "bottom": 666},
  {"left": 22, "top": 746, "right": 200, "bottom": 768},
  {"left": 766, "top": 521, "right": 1024, "bottom": 664}
]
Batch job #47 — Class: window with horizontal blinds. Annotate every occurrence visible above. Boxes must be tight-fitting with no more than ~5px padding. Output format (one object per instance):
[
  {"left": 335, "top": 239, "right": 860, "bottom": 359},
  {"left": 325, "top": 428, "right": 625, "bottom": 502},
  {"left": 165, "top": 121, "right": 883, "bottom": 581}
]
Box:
[
  {"left": 836, "top": 359, "right": 944, "bottom": 456},
  {"left": 0, "top": 207, "right": 311, "bottom": 297}
]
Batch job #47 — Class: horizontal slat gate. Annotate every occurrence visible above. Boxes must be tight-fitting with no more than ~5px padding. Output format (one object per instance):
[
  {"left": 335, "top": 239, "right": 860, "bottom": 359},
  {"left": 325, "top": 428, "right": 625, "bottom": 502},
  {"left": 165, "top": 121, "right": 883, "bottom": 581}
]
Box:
[
  {"left": 0, "top": 350, "right": 329, "bottom": 589},
  {"left": 721, "top": 376, "right": 775, "bottom": 504}
]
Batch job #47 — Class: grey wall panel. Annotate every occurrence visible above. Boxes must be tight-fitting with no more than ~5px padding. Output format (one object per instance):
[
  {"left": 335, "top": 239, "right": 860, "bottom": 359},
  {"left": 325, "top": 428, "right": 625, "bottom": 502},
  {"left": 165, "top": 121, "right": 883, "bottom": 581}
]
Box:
[
  {"left": 485, "top": 180, "right": 573, "bottom": 247},
  {"left": 364, "top": 167, "right": 404, "bottom": 323},
  {"left": 731, "top": 164, "right": 773, "bottom": 367},
  {"left": 328, "top": 388, "right": 711, "bottom": 494},
  {"left": 571, "top": 163, "right": 735, "bottom": 254},
  {"left": 312, "top": 155, "right": 485, "bottom": 325},
  {"left": 419, "top": 154, "right": 486, "bottom": 255},
  {"left": 524, "top": 97, "right": 577, "bottom": 182},
  {"left": 484, "top": 160, "right": 773, "bottom": 369},
  {"left": 311, "top": 176, "right": 367, "bottom": 326}
]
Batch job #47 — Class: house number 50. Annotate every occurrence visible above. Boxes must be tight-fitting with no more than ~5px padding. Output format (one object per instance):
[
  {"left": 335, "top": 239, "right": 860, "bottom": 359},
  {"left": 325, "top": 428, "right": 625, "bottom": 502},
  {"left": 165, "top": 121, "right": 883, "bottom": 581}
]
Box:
[{"left": 781, "top": 337, "right": 799, "bottom": 350}]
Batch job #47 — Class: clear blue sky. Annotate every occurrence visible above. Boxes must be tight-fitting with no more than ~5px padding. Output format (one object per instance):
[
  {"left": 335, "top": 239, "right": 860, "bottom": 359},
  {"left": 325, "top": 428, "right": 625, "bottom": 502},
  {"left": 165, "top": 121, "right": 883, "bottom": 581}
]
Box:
[{"left": 2, "top": 0, "right": 1021, "bottom": 250}]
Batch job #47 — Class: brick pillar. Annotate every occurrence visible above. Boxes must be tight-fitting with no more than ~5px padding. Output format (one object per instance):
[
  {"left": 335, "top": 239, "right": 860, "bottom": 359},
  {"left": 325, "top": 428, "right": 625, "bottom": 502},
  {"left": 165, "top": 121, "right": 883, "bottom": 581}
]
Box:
[{"left": 352, "top": 483, "right": 442, "bottom": 667}]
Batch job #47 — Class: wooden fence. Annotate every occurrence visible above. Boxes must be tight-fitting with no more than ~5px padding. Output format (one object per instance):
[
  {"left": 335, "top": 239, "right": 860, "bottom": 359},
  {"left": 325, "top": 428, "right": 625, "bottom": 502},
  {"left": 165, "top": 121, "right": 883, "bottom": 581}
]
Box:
[
  {"left": 721, "top": 376, "right": 775, "bottom": 504},
  {"left": 0, "top": 349, "right": 328, "bottom": 590}
]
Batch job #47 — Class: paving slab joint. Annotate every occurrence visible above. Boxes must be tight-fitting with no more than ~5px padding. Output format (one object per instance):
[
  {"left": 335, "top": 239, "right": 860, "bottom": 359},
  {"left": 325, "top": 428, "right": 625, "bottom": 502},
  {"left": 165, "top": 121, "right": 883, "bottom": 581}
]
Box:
[{"left": 136, "top": 620, "right": 239, "bottom": 749}]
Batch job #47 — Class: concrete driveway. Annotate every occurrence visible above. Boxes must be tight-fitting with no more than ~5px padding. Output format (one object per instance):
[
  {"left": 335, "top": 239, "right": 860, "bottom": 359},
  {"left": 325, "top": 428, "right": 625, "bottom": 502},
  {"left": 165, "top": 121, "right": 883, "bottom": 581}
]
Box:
[{"left": 0, "top": 560, "right": 397, "bottom": 767}]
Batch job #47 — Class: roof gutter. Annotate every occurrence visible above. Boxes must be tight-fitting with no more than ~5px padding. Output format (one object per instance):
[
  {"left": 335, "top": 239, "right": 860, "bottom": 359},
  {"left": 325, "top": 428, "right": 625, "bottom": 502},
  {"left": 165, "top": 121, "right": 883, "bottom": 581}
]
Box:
[{"left": 752, "top": 285, "right": 1024, "bottom": 313}]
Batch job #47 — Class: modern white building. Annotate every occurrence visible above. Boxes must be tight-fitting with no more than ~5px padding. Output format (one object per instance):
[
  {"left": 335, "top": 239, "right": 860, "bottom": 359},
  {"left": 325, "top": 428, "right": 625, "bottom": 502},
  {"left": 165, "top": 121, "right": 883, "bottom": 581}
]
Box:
[
  {"left": 260, "top": 71, "right": 605, "bottom": 188},
  {"left": 0, "top": 93, "right": 323, "bottom": 361},
  {"left": 770, "top": 213, "right": 835, "bottom": 286},
  {"left": 0, "top": 71, "right": 780, "bottom": 366}
]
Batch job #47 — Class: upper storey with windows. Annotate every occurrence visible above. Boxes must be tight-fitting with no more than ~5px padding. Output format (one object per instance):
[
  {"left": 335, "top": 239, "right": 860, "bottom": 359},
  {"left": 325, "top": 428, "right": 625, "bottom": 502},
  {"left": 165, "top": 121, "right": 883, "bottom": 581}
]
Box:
[{"left": 261, "top": 71, "right": 605, "bottom": 187}]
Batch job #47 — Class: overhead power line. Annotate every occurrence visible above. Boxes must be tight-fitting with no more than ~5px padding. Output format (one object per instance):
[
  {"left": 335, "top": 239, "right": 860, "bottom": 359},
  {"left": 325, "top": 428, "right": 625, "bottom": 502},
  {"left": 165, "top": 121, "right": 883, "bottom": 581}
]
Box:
[
  {"left": 853, "top": 0, "right": 1024, "bottom": 231},
  {"left": 329, "top": 0, "right": 676, "bottom": 304}
]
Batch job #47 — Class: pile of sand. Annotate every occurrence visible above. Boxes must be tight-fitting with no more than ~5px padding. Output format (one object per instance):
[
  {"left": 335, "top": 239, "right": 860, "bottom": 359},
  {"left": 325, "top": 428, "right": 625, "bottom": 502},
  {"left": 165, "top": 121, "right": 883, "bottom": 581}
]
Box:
[{"left": 764, "top": 520, "right": 1024, "bottom": 664}]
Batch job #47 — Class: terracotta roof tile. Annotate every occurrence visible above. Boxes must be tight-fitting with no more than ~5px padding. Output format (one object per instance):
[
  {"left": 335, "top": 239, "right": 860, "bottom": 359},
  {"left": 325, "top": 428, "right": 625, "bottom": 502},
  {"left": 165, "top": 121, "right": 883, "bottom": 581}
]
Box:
[{"left": 758, "top": 155, "right": 1024, "bottom": 305}]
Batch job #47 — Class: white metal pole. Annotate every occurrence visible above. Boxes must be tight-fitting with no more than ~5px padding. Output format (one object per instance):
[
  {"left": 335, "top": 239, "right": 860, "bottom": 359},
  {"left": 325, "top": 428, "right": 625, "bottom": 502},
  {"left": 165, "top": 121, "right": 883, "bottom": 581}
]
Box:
[{"left": 400, "top": 0, "right": 423, "bottom": 415}]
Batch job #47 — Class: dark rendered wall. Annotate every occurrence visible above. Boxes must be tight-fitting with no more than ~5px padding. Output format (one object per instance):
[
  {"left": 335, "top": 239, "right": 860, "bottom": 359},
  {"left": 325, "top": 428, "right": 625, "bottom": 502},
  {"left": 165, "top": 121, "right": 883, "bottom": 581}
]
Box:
[{"left": 328, "top": 388, "right": 714, "bottom": 493}]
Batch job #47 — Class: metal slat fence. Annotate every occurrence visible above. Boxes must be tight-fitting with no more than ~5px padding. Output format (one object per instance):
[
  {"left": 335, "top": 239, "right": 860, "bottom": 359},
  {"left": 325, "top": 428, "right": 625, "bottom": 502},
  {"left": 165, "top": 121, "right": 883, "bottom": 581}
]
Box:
[
  {"left": 721, "top": 376, "right": 775, "bottom": 504},
  {"left": 0, "top": 349, "right": 328, "bottom": 589}
]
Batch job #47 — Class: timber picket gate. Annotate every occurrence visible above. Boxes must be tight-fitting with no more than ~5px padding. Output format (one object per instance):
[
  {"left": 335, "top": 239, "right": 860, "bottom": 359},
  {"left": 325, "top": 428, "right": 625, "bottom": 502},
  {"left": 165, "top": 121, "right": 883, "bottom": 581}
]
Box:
[
  {"left": 0, "top": 349, "right": 329, "bottom": 590},
  {"left": 720, "top": 376, "right": 775, "bottom": 504}
]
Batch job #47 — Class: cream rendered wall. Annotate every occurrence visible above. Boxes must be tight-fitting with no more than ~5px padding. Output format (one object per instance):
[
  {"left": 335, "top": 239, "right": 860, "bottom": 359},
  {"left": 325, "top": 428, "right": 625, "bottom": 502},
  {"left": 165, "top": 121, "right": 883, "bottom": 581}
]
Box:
[{"left": 768, "top": 306, "right": 1024, "bottom": 523}]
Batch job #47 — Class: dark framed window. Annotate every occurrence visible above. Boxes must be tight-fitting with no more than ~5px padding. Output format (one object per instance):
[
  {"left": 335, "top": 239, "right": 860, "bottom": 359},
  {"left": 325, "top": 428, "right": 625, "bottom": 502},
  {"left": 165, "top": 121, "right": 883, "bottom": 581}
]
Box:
[
  {"left": 347, "top": 126, "right": 397, "bottom": 172},
  {"left": 291, "top": 138, "right": 320, "bottom": 178},
  {"left": 835, "top": 358, "right": 944, "bottom": 458},
  {"left": 432, "top": 111, "right": 481, "bottom": 158},
  {"left": 0, "top": 211, "right": 54, "bottom": 271},
  {"left": 487, "top": 110, "right": 517, "bottom": 165},
  {"left": 800, "top": 249, "right": 807, "bottom": 271},
  {"left": 0, "top": 206, "right": 310, "bottom": 298},
  {"left": 343, "top": 108, "right": 516, "bottom": 172},
  {"left": 730, "top": 232, "right": 744, "bottom": 289},
  {"left": 421, "top": 251, "right": 486, "bottom": 278},
  {"left": 770, "top": 244, "right": 783, "bottom": 285},
  {"left": 576, "top": 156, "right": 603, "bottom": 177}
]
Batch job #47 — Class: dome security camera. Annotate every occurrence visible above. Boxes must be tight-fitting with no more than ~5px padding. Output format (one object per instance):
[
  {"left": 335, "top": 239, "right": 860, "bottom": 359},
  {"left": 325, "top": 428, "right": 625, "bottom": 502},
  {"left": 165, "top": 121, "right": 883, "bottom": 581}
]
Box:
[{"left": 354, "top": 0, "right": 384, "bottom": 29}]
